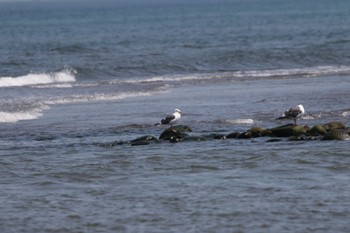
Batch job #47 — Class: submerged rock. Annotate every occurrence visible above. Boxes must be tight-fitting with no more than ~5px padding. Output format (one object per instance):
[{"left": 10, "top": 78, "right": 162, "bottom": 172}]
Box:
[
  {"left": 237, "top": 131, "right": 253, "bottom": 139},
  {"left": 226, "top": 131, "right": 240, "bottom": 139},
  {"left": 130, "top": 135, "right": 158, "bottom": 146},
  {"left": 266, "top": 138, "right": 283, "bottom": 143},
  {"left": 208, "top": 134, "right": 226, "bottom": 140},
  {"left": 288, "top": 135, "right": 321, "bottom": 141}
]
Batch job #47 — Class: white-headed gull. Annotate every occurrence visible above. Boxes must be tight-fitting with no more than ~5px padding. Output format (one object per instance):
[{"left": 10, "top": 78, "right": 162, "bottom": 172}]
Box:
[
  {"left": 276, "top": 104, "right": 305, "bottom": 125},
  {"left": 155, "top": 109, "right": 182, "bottom": 127}
]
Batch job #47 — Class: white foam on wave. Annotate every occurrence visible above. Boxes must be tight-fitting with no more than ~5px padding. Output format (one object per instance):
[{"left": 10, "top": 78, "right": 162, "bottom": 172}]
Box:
[
  {"left": 32, "top": 83, "right": 74, "bottom": 89},
  {"left": 226, "top": 119, "right": 255, "bottom": 125},
  {"left": 0, "top": 84, "right": 170, "bottom": 124},
  {"left": 0, "top": 110, "right": 44, "bottom": 123},
  {"left": 230, "top": 65, "right": 350, "bottom": 78},
  {"left": 0, "top": 69, "right": 76, "bottom": 88},
  {"left": 115, "top": 74, "right": 208, "bottom": 84},
  {"left": 44, "top": 86, "right": 170, "bottom": 105},
  {"left": 116, "top": 65, "right": 350, "bottom": 85},
  {"left": 341, "top": 111, "right": 350, "bottom": 117}
]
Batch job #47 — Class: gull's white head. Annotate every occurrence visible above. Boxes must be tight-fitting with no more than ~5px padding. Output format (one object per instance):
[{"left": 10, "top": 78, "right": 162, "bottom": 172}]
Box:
[
  {"left": 297, "top": 104, "right": 305, "bottom": 114},
  {"left": 174, "top": 109, "right": 182, "bottom": 114}
]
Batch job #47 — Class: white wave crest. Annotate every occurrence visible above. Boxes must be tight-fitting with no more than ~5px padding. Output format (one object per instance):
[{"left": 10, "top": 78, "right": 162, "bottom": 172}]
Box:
[
  {"left": 341, "top": 111, "right": 350, "bottom": 117},
  {"left": 0, "top": 110, "right": 44, "bottom": 123},
  {"left": 229, "top": 65, "right": 350, "bottom": 78},
  {"left": 226, "top": 119, "right": 255, "bottom": 125},
  {"left": 116, "top": 65, "right": 350, "bottom": 85},
  {"left": 45, "top": 87, "right": 170, "bottom": 105},
  {"left": 0, "top": 69, "right": 76, "bottom": 87}
]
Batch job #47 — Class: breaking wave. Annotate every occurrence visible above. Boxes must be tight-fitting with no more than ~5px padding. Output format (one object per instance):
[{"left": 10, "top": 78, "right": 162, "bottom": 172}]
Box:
[
  {"left": 0, "top": 69, "right": 76, "bottom": 87},
  {"left": 118, "top": 65, "right": 350, "bottom": 84},
  {"left": 0, "top": 109, "right": 46, "bottom": 123},
  {"left": 0, "top": 85, "right": 170, "bottom": 124}
]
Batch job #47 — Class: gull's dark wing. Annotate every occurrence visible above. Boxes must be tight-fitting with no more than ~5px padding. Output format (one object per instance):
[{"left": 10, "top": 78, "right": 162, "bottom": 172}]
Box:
[
  {"left": 161, "top": 114, "right": 175, "bottom": 124},
  {"left": 284, "top": 107, "right": 301, "bottom": 118}
]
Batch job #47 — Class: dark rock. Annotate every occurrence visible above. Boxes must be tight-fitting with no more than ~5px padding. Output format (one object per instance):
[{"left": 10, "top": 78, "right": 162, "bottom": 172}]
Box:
[
  {"left": 323, "top": 122, "right": 346, "bottom": 131},
  {"left": 226, "top": 132, "right": 240, "bottom": 139},
  {"left": 322, "top": 129, "right": 350, "bottom": 140},
  {"left": 268, "top": 124, "right": 309, "bottom": 137},
  {"left": 308, "top": 125, "right": 327, "bottom": 136},
  {"left": 96, "top": 140, "right": 127, "bottom": 147},
  {"left": 209, "top": 134, "right": 226, "bottom": 140},
  {"left": 130, "top": 135, "right": 158, "bottom": 146},
  {"left": 236, "top": 127, "right": 267, "bottom": 139},
  {"left": 182, "top": 136, "right": 208, "bottom": 141},
  {"left": 266, "top": 138, "right": 283, "bottom": 143},
  {"left": 159, "top": 125, "right": 192, "bottom": 140},
  {"left": 169, "top": 136, "right": 182, "bottom": 143},
  {"left": 289, "top": 135, "right": 321, "bottom": 141},
  {"left": 130, "top": 135, "right": 158, "bottom": 144},
  {"left": 237, "top": 131, "right": 253, "bottom": 139},
  {"left": 248, "top": 127, "right": 268, "bottom": 137},
  {"left": 131, "top": 141, "right": 150, "bottom": 146}
]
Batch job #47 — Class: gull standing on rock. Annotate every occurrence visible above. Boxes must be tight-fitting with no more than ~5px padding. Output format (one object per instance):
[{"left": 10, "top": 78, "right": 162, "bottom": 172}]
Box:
[
  {"left": 155, "top": 109, "right": 182, "bottom": 127},
  {"left": 276, "top": 104, "right": 305, "bottom": 125}
]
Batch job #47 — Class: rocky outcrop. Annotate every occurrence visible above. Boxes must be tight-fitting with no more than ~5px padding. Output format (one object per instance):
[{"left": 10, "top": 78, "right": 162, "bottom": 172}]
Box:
[
  {"left": 100, "top": 122, "right": 349, "bottom": 147},
  {"left": 226, "top": 122, "right": 349, "bottom": 141}
]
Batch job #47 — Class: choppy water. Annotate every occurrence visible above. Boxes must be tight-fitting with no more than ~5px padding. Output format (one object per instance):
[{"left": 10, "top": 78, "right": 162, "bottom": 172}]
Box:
[{"left": 1, "top": 0, "right": 350, "bottom": 232}]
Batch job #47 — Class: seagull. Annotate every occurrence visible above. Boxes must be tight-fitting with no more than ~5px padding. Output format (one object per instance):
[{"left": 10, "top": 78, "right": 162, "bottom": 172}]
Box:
[
  {"left": 155, "top": 109, "right": 182, "bottom": 127},
  {"left": 276, "top": 104, "right": 305, "bottom": 125}
]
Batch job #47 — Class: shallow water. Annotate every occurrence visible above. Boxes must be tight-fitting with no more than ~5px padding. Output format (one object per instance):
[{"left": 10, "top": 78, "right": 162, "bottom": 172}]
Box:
[
  {"left": 1, "top": 0, "right": 350, "bottom": 232},
  {"left": 1, "top": 74, "right": 350, "bottom": 233}
]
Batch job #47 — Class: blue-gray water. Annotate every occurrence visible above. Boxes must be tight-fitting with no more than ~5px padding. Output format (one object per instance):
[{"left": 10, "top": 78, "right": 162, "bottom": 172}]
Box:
[{"left": 1, "top": 0, "right": 350, "bottom": 232}]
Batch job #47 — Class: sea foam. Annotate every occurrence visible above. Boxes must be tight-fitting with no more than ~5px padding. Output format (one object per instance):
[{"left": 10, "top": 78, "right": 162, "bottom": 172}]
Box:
[
  {"left": 0, "top": 110, "right": 44, "bottom": 123},
  {"left": 0, "top": 69, "right": 76, "bottom": 87},
  {"left": 114, "top": 65, "right": 350, "bottom": 85}
]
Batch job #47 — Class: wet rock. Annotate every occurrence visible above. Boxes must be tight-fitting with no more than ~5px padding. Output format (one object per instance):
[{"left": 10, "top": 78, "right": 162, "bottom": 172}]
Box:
[
  {"left": 266, "top": 138, "right": 283, "bottom": 143},
  {"left": 289, "top": 135, "right": 321, "bottom": 141},
  {"left": 210, "top": 134, "right": 226, "bottom": 140},
  {"left": 169, "top": 136, "right": 182, "bottom": 143},
  {"left": 248, "top": 127, "right": 268, "bottom": 137},
  {"left": 308, "top": 124, "right": 327, "bottom": 136},
  {"left": 226, "top": 131, "right": 240, "bottom": 139},
  {"left": 185, "top": 134, "right": 226, "bottom": 141},
  {"left": 173, "top": 125, "right": 193, "bottom": 132},
  {"left": 268, "top": 124, "right": 309, "bottom": 137},
  {"left": 323, "top": 122, "right": 345, "bottom": 131},
  {"left": 130, "top": 135, "right": 158, "bottom": 146},
  {"left": 96, "top": 140, "right": 127, "bottom": 147},
  {"left": 131, "top": 141, "right": 151, "bottom": 146},
  {"left": 237, "top": 131, "right": 253, "bottom": 139},
  {"left": 182, "top": 136, "right": 208, "bottom": 141},
  {"left": 236, "top": 127, "right": 267, "bottom": 139},
  {"left": 322, "top": 129, "right": 350, "bottom": 140},
  {"left": 159, "top": 125, "right": 192, "bottom": 140}
]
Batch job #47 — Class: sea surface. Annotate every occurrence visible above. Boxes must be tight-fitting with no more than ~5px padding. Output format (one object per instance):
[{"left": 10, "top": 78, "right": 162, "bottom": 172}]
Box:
[{"left": 1, "top": 0, "right": 350, "bottom": 232}]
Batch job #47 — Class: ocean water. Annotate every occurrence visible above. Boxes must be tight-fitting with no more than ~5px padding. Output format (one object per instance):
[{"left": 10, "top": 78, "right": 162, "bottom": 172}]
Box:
[{"left": 1, "top": 0, "right": 350, "bottom": 232}]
